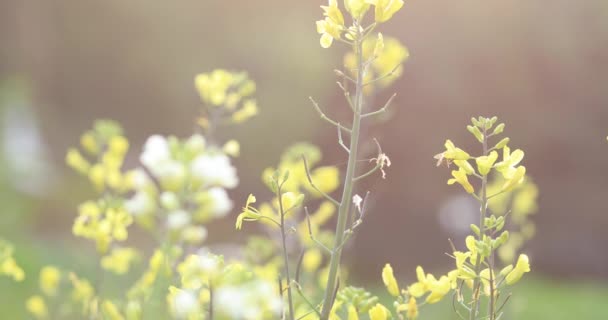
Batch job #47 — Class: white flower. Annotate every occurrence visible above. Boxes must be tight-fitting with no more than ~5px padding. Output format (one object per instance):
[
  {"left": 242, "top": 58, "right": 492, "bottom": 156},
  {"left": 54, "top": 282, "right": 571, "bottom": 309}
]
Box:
[
  {"left": 167, "top": 210, "right": 191, "bottom": 230},
  {"left": 207, "top": 187, "right": 233, "bottom": 217},
  {"left": 140, "top": 135, "right": 171, "bottom": 169},
  {"left": 197, "top": 251, "right": 220, "bottom": 273},
  {"left": 160, "top": 191, "right": 180, "bottom": 210},
  {"left": 181, "top": 226, "right": 208, "bottom": 244},
  {"left": 185, "top": 134, "right": 206, "bottom": 154},
  {"left": 140, "top": 135, "right": 186, "bottom": 184},
  {"left": 215, "top": 286, "right": 247, "bottom": 318},
  {"left": 130, "top": 168, "right": 153, "bottom": 188},
  {"left": 172, "top": 290, "right": 198, "bottom": 319},
  {"left": 125, "top": 191, "right": 155, "bottom": 216},
  {"left": 190, "top": 153, "right": 238, "bottom": 188}
]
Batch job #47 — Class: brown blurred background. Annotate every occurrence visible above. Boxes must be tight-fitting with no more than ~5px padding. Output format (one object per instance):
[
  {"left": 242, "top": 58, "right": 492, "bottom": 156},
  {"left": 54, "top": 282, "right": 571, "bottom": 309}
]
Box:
[{"left": 1, "top": 0, "right": 608, "bottom": 287}]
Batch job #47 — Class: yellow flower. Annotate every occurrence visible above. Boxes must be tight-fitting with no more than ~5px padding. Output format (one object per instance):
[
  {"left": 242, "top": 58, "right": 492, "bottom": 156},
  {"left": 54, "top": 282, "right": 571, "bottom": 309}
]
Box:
[
  {"left": 408, "top": 266, "right": 428, "bottom": 297},
  {"left": 502, "top": 166, "right": 526, "bottom": 192},
  {"left": 40, "top": 266, "right": 61, "bottom": 296},
  {"left": 447, "top": 168, "right": 475, "bottom": 194},
  {"left": 231, "top": 99, "right": 258, "bottom": 123},
  {"left": 222, "top": 140, "right": 240, "bottom": 157},
  {"left": 368, "top": 303, "right": 389, "bottom": 320},
  {"left": 66, "top": 148, "right": 91, "bottom": 175},
  {"left": 303, "top": 248, "right": 323, "bottom": 272},
  {"left": 80, "top": 132, "right": 99, "bottom": 155},
  {"left": 494, "top": 146, "right": 524, "bottom": 177},
  {"left": 281, "top": 192, "right": 305, "bottom": 211},
  {"left": 382, "top": 263, "right": 400, "bottom": 296},
  {"left": 26, "top": 295, "right": 48, "bottom": 319},
  {"left": 306, "top": 166, "right": 341, "bottom": 195},
  {"left": 102, "top": 300, "right": 125, "bottom": 320},
  {"left": 322, "top": 0, "right": 345, "bottom": 26},
  {"left": 454, "top": 159, "right": 475, "bottom": 175},
  {"left": 316, "top": 0, "right": 345, "bottom": 48},
  {"left": 347, "top": 304, "right": 359, "bottom": 320},
  {"left": 442, "top": 140, "right": 471, "bottom": 160},
  {"left": 397, "top": 297, "right": 418, "bottom": 319},
  {"left": 475, "top": 151, "right": 498, "bottom": 176},
  {"left": 235, "top": 194, "right": 261, "bottom": 229},
  {"left": 101, "top": 247, "right": 139, "bottom": 275},
  {"left": 425, "top": 275, "right": 452, "bottom": 304},
  {"left": 0, "top": 257, "right": 24, "bottom": 282},
  {"left": 366, "top": 0, "right": 404, "bottom": 23},
  {"left": 505, "top": 254, "right": 530, "bottom": 285},
  {"left": 344, "top": 0, "right": 370, "bottom": 19}
]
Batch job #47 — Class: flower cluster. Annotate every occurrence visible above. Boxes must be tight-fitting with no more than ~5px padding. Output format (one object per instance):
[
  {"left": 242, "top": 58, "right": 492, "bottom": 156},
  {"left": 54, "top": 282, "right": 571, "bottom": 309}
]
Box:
[
  {"left": 168, "top": 251, "right": 282, "bottom": 319},
  {"left": 127, "top": 133, "right": 238, "bottom": 245},
  {"left": 436, "top": 117, "right": 526, "bottom": 196},
  {"left": 194, "top": 69, "right": 258, "bottom": 128},
  {"left": 377, "top": 117, "right": 533, "bottom": 320},
  {"left": 0, "top": 239, "right": 24, "bottom": 282},
  {"left": 316, "top": 0, "right": 404, "bottom": 48},
  {"left": 26, "top": 70, "right": 270, "bottom": 319}
]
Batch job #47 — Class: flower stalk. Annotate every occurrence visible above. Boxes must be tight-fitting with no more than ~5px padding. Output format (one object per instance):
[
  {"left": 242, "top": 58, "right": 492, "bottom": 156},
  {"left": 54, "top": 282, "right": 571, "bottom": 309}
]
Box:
[{"left": 320, "top": 22, "right": 366, "bottom": 319}]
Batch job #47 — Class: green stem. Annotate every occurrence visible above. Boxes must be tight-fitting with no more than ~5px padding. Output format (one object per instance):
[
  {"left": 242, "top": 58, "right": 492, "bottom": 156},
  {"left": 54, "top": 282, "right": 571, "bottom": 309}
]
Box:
[
  {"left": 320, "top": 28, "right": 365, "bottom": 320},
  {"left": 469, "top": 129, "right": 489, "bottom": 320},
  {"left": 278, "top": 185, "right": 295, "bottom": 320}
]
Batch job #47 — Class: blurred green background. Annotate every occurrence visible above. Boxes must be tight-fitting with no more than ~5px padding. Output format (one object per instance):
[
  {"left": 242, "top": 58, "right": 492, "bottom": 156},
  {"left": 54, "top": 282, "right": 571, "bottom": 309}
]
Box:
[{"left": 1, "top": 0, "right": 608, "bottom": 318}]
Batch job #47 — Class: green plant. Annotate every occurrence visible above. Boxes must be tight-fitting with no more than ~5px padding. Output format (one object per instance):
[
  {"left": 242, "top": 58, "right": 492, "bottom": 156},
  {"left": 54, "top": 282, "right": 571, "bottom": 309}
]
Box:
[{"left": 10, "top": 2, "right": 542, "bottom": 320}]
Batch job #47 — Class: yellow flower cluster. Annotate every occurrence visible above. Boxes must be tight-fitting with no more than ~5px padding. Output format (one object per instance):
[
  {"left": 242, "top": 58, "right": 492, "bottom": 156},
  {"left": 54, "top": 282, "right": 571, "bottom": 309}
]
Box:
[
  {"left": 0, "top": 239, "right": 24, "bottom": 282},
  {"left": 373, "top": 117, "right": 534, "bottom": 320},
  {"left": 316, "top": 0, "right": 405, "bottom": 48},
  {"left": 66, "top": 120, "right": 132, "bottom": 193},
  {"left": 26, "top": 266, "right": 61, "bottom": 319},
  {"left": 194, "top": 69, "right": 258, "bottom": 126},
  {"left": 437, "top": 117, "right": 526, "bottom": 195},
  {"left": 72, "top": 201, "right": 133, "bottom": 254}
]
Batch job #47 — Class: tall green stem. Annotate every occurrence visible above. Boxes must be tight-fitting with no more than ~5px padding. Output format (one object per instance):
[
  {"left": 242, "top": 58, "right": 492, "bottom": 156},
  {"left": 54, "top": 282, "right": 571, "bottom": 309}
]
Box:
[
  {"left": 278, "top": 185, "right": 295, "bottom": 320},
  {"left": 320, "top": 29, "right": 365, "bottom": 320},
  {"left": 469, "top": 129, "right": 489, "bottom": 320}
]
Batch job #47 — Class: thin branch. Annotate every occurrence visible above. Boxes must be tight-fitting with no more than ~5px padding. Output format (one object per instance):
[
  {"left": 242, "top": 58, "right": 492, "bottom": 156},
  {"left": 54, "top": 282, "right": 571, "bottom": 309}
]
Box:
[
  {"left": 363, "top": 64, "right": 401, "bottom": 87},
  {"left": 337, "top": 123, "right": 350, "bottom": 153},
  {"left": 336, "top": 82, "right": 356, "bottom": 112},
  {"left": 302, "top": 156, "right": 341, "bottom": 206},
  {"left": 305, "top": 207, "right": 333, "bottom": 254},
  {"left": 309, "top": 96, "right": 352, "bottom": 133},
  {"left": 293, "top": 281, "right": 322, "bottom": 318},
  {"left": 334, "top": 69, "right": 355, "bottom": 83},
  {"left": 295, "top": 249, "right": 305, "bottom": 284},
  {"left": 353, "top": 138, "right": 384, "bottom": 181},
  {"left": 362, "top": 93, "right": 397, "bottom": 118}
]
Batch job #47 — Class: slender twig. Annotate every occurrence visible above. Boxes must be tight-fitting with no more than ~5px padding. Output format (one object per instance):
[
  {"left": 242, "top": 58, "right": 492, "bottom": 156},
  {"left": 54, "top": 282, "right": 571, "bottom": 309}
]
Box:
[
  {"left": 302, "top": 156, "right": 341, "bottom": 206},
  {"left": 293, "top": 281, "right": 322, "bottom": 318},
  {"left": 336, "top": 82, "right": 356, "bottom": 112},
  {"left": 277, "top": 184, "right": 295, "bottom": 320},
  {"left": 309, "top": 97, "right": 352, "bottom": 133},
  {"left": 354, "top": 138, "right": 384, "bottom": 181},
  {"left": 305, "top": 207, "right": 332, "bottom": 254},
  {"left": 337, "top": 123, "right": 350, "bottom": 153},
  {"left": 363, "top": 64, "right": 401, "bottom": 87},
  {"left": 361, "top": 93, "right": 396, "bottom": 118},
  {"left": 295, "top": 250, "right": 305, "bottom": 284},
  {"left": 334, "top": 69, "right": 356, "bottom": 83}
]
